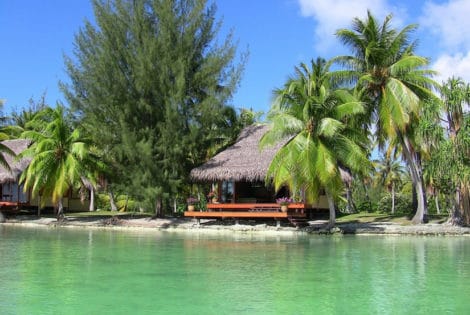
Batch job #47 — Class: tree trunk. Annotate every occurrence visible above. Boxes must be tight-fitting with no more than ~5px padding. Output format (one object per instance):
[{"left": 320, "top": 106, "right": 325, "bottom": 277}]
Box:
[
  {"left": 37, "top": 195, "right": 41, "bottom": 216},
  {"left": 411, "top": 176, "right": 427, "bottom": 224},
  {"left": 434, "top": 193, "right": 441, "bottom": 214},
  {"left": 448, "top": 186, "right": 463, "bottom": 225},
  {"left": 391, "top": 184, "right": 395, "bottom": 215},
  {"left": 400, "top": 135, "right": 428, "bottom": 224},
  {"left": 462, "top": 185, "right": 470, "bottom": 226},
  {"left": 108, "top": 190, "right": 117, "bottom": 212},
  {"left": 123, "top": 195, "right": 129, "bottom": 212},
  {"left": 363, "top": 181, "right": 372, "bottom": 212},
  {"left": 345, "top": 185, "right": 356, "bottom": 214},
  {"left": 155, "top": 197, "right": 162, "bottom": 218},
  {"left": 57, "top": 198, "right": 65, "bottom": 221},
  {"left": 89, "top": 187, "right": 95, "bottom": 211},
  {"left": 326, "top": 191, "right": 336, "bottom": 228}
]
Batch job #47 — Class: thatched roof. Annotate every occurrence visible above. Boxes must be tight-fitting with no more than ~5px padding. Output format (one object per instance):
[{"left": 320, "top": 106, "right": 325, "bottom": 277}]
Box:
[
  {"left": 190, "top": 125, "right": 285, "bottom": 182},
  {"left": 0, "top": 139, "right": 31, "bottom": 183},
  {"left": 190, "top": 124, "right": 354, "bottom": 184}
]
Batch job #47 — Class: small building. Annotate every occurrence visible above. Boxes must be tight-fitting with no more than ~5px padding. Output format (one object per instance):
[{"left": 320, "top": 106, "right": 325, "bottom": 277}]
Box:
[
  {"left": 0, "top": 139, "right": 90, "bottom": 212},
  {"left": 190, "top": 124, "right": 328, "bottom": 207},
  {"left": 185, "top": 125, "right": 328, "bottom": 225}
]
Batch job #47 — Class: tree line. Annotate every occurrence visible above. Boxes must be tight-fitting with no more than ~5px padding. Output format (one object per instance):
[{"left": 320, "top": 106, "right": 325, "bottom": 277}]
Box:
[
  {"left": 1, "top": 1, "right": 469, "bottom": 226},
  {"left": 262, "top": 11, "right": 470, "bottom": 227}
]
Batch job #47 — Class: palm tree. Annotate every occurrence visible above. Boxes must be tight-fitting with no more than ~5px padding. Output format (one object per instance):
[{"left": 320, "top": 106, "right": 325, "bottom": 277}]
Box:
[
  {"left": 439, "top": 77, "right": 470, "bottom": 224},
  {"left": 441, "top": 77, "right": 469, "bottom": 140},
  {"left": 374, "top": 154, "right": 406, "bottom": 214},
  {"left": 261, "top": 58, "right": 369, "bottom": 228},
  {"left": 335, "top": 11, "right": 439, "bottom": 224},
  {"left": 19, "top": 106, "right": 104, "bottom": 219},
  {"left": 0, "top": 100, "right": 16, "bottom": 171}
]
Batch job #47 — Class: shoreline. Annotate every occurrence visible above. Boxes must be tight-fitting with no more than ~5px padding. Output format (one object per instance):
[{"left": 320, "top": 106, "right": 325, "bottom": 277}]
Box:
[{"left": 2, "top": 215, "right": 470, "bottom": 236}]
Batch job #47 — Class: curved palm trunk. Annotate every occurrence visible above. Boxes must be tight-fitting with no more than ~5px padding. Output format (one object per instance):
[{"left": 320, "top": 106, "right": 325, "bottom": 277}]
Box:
[
  {"left": 326, "top": 191, "right": 336, "bottom": 228},
  {"left": 391, "top": 183, "right": 395, "bottom": 215},
  {"left": 400, "top": 134, "right": 428, "bottom": 224}
]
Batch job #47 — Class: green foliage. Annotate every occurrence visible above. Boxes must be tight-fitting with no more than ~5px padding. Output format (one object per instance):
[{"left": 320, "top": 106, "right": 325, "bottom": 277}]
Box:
[
  {"left": 96, "top": 193, "right": 111, "bottom": 211},
  {"left": 426, "top": 195, "right": 451, "bottom": 215},
  {"left": 62, "top": 0, "right": 245, "bottom": 211},
  {"left": 19, "top": 106, "right": 105, "bottom": 217},
  {"left": 262, "top": 58, "right": 370, "bottom": 226},
  {"left": 335, "top": 11, "right": 439, "bottom": 224},
  {"left": 4, "top": 94, "right": 49, "bottom": 139},
  {"left": 377, "top": 193, "right": 413, "bottom": 214}
]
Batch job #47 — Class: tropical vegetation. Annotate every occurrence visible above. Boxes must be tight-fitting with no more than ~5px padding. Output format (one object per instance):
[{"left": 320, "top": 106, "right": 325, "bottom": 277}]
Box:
[
  {"left": 261, "top": 58, "right": 369, "bottom": 227},
  {"left": 60, "top": 0, "right": 247, "bottom": 215},
  {"left": 18, "top": 106, "right": 104, "bottom": 219},
  {"left": 0, "top": 3, "right": 469, "bottom": 227}
]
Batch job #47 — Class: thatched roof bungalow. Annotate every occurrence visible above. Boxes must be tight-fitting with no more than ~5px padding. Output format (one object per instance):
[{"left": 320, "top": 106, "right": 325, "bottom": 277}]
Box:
[
  {"left": 0, "top": 139, "right": 90, "bottom": 212},
  {"left": 190, "top": 124, "right": 329, "bottom": 208}
]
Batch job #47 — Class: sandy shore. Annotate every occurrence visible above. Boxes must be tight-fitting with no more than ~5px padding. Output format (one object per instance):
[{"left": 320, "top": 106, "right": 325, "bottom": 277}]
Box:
[{"left": 2, "top": 215, "right": 470, "bottom": 235}]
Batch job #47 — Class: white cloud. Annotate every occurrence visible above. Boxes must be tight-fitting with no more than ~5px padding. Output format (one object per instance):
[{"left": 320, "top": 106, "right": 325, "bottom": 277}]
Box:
[
  {"left": 420, "top": 0, "right": 470, "bottom": 51},
  {"left": 297, "top": 0, "right": 398, "bottom": 54},
  {"left": 432, "top": 52, "right": 470, "bottom": 83}
]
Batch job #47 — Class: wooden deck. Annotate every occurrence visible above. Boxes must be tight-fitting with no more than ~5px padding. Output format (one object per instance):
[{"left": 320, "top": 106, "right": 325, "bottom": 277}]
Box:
[
  {"left": 205, "top": 202, "right": 306, "bottom": 211},
  {"left": 0, "top": 201, "right": 27, "bottom": 213},
  {"left": 184, "top": 203, "right": 307, "bottom": 227}
]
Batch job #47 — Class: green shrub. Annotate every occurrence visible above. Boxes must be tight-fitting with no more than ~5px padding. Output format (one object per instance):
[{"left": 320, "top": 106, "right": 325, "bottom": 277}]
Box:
[
  {"left": 377, "top": 193, "right": 413, "bottom": 214},
  {"left": 355, "top": 200, "right": 377, "bottom": 213},
  {"left": 96, "top": 193, "right": 138, "bottom": 212},
  {"left": 96, "top": 193, "right": 110, "bottom": 211},
  {"left": 426, "top": 196, "right": 451, "bottom": 215}
]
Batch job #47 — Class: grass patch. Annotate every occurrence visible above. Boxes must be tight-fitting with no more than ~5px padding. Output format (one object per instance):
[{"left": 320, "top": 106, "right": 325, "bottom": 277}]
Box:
[
  {"left": 67, "top": 211, "right": 152, "bottom": 218},
  {"left": 336, "top": 212, "right": 449, "bottom": 225},
  {"left": 336, "top": 212, "right": 411, "bottom": 224}
]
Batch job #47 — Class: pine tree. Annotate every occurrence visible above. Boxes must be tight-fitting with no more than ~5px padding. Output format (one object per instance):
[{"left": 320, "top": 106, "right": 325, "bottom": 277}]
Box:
[{"left": 61, "top": 0, "right": 245, "bottom": 212}]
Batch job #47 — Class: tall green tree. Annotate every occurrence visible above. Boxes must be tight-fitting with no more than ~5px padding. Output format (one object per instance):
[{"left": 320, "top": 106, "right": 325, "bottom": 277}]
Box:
[
  {"left": 335, "top": 11, "right": 439, "bottom": 224},
  {"left": 19, "top": 106, "right": 104, "bottom": 219},
  {"left": 429, "top": 77, "right": 470, "bottom": 224},
  {"left": 61, "top": 0, "right": 245, "bottom": 213},
  {"left": 261, "top": 58, "right": 369, "bottom": 227},
  {"left": 374, "top": 153, "right": 406, "bottom": 214}
]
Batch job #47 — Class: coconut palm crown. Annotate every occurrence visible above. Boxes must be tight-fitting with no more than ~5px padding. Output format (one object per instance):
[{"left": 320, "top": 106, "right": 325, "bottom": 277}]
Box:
[
  {"left": 19, "top": 106, "right": 104, "bottom": 219},
  {"left": 261, "top": 57, "right": 369, "bottom": 227},
  {"left": 335, "top": 11, "right": 439, "bottom": 147}
]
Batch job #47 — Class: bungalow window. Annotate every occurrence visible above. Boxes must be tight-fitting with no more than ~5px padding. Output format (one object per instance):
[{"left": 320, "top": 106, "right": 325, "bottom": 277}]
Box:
[{"left": 220, "top": 181, "right": 234, "bottom": 203}]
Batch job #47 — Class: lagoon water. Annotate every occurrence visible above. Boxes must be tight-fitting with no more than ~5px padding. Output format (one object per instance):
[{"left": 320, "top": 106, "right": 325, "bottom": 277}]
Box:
[{"left": 0, "top": 225, "right": 469, "bottom": 314}]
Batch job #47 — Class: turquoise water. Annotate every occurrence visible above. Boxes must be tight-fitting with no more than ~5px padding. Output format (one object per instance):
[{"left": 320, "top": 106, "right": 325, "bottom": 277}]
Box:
[{"left": 0, "top": 226, "right": 469, "bottom": 314}]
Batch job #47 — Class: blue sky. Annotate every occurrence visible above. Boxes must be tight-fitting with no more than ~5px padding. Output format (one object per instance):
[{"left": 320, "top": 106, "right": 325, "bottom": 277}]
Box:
[{"left": 2, "top": 0, "right": 470, "bottom": 116}]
